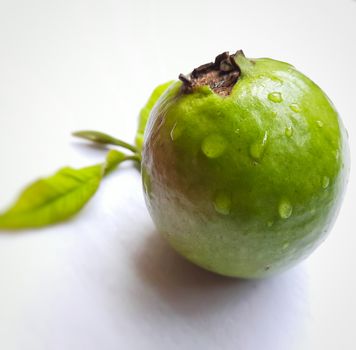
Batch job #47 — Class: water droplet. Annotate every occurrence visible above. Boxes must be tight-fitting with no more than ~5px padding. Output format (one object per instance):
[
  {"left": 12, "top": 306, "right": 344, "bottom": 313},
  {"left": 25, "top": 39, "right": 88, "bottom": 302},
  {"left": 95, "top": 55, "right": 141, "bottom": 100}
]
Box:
[
  {"left": 289, "top": 103, "right": 301, "bottom": 112},
  {"left": 213, "top": 191, "right": 232, "bottom": 215},
  {"left": 268, "top": 92, "right": 283, "bottom": 103},
  {"left": 285, "top": 126, "right": 293, "bottom": 137},
  {"left": 316, "top": 120, "right": 324, "bottom": 128},
  {"left": 267, "top": 220, "right": 273, "bottom": 227},
  {"left": 235, "top": 128, "right": 240, "bottom": 134},
  {"left": 201, "top": 134, "right": 227, "bottom": 158},
  {"left": 249, "top": 131, "right": 268, "bottom": 161},
  {"left": 170, "top": 122, "right": 183, "bottom": 141},
  {"left": 278, "top": 199, "right": 293, "bottom": 219},
  {"left": 282, "top": 242, "right": 290, "bottom": 250},
  {"left": 335, "top": 150, "right": 340, "bottom": 161},
  {"left": 322, "top": 176, "right": 330, "bottom": 189}
]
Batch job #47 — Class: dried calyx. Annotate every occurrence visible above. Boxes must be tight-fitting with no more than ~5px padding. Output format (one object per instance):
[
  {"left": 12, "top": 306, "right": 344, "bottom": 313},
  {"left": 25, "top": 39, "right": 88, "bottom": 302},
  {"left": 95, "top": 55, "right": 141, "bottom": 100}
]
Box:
[{"left": 179, "top": 50, "right": 244, "bottom": 96}]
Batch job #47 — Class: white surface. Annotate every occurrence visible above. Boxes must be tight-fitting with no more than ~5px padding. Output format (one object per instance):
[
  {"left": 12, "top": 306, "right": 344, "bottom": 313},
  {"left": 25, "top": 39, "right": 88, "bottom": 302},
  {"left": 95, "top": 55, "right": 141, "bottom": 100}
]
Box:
[{"left": 0, "top": 0, "right": 355, "bottom": 349}]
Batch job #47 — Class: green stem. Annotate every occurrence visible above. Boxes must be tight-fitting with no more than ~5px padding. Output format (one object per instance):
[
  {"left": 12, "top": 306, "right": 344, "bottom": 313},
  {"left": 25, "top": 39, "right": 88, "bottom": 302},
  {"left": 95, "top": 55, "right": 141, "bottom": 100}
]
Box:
[
  {"left": 103, "top": 150, "right": 141, "bottom": 176},
  {"left": 73, "top": 130, "right": 139, "bottom": 154},
  {"left": 125, "top": 154, "right": 142, "bottom": 164}
]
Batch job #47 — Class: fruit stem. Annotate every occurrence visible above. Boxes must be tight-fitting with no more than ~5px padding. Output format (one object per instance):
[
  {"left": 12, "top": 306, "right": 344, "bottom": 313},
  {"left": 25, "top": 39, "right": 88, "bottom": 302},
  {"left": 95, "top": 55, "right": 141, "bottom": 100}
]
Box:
[{"left": 127, "top": 153, "right": 142, "bottom": 164}]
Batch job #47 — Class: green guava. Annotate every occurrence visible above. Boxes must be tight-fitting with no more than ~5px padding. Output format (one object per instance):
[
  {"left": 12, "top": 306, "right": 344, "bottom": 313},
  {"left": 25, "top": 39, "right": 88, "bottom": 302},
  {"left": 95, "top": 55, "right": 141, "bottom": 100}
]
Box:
[{"left": 139, "top": 51, "right": 349, "bottom": 278}]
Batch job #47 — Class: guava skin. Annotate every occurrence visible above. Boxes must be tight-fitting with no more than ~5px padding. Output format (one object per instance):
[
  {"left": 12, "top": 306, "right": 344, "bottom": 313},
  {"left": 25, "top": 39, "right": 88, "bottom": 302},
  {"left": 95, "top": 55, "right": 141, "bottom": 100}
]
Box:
[{"left": 141, "top": 54, "right": 349, "bottom": 278}]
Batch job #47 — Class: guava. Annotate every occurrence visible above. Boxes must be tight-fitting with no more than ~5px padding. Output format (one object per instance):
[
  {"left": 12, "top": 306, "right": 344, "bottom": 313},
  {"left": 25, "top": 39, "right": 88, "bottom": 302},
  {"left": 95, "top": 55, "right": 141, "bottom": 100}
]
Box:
[{"left": 140, "top": 50, "right": 349, "bottom": 278}]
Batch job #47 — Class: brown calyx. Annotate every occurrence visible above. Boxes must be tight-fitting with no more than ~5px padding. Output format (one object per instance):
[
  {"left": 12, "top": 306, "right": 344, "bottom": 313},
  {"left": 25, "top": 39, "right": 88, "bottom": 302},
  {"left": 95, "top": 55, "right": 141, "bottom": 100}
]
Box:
[{"left": 179, "top": 50, "right": 244, "bottom": 97}]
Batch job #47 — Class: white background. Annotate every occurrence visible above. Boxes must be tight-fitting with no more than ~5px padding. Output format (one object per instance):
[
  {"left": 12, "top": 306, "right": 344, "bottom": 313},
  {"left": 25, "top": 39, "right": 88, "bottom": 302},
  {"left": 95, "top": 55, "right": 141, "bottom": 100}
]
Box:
[{"left": 0, "top": 0, "right": 355, "bottom": 349}]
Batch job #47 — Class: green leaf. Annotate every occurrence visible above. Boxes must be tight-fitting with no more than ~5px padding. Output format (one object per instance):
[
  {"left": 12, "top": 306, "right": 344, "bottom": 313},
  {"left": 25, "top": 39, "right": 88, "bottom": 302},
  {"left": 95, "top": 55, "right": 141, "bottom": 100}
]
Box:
[
  {"left": 135, "top": 81, "right": 174, "bottom": 151},
  {"left": 104, "top": 149, "right": 127, "bottom": 174},
  {"left": 0, "top": 147, "right": 142, "bottom": 231},
  {"left": 0, "top": 165, "right": 103, "bottom": 230},
  {"left": 73, "top": 130, "right": 138, "bottom": 153}
]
